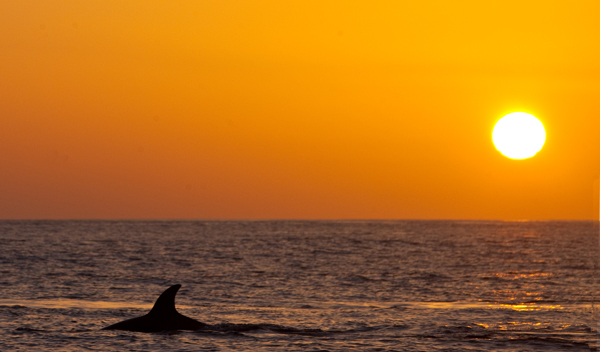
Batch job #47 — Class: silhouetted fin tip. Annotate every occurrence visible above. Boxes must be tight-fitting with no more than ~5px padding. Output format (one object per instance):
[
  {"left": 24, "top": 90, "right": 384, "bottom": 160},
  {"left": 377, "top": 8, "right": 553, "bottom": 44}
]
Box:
[{"left": 149, "top": 284, "right": 182, "bottom": 315}]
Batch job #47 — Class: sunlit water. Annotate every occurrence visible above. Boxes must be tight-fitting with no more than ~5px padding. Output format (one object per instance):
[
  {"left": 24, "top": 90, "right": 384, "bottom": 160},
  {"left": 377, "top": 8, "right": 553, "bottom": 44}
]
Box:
[{"left": 0, "top": 220, "right": 597, "bottom": 351}]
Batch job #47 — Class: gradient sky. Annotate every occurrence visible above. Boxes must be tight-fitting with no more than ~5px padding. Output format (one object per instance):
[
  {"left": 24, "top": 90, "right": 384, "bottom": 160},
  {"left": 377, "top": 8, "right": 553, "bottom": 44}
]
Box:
[{"left": 1, "top": 1, "right": 599, "bottom": 220}]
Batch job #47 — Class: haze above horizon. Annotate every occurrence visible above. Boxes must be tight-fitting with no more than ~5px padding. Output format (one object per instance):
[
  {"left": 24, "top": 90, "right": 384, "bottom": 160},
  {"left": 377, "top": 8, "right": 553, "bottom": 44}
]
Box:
[{"left": 1, "top": 1, "right": 599, "bottom": 220}]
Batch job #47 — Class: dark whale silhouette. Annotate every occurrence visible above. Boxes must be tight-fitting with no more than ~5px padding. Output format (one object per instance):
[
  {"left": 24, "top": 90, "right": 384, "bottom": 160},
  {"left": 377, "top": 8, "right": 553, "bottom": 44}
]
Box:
[{"left": 102, "top": 284, "right": 206, "bottom": 332}]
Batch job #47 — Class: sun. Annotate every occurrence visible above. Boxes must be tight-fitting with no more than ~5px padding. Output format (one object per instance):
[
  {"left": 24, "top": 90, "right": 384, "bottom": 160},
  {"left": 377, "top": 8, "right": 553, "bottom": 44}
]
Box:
[{"left": 492, "top": 112, "right": 546, "bottom": 159}]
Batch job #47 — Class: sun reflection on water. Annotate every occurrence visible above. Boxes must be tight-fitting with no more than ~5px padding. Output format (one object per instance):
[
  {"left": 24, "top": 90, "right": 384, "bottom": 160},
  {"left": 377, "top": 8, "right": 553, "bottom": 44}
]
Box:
[
  {"left": 0, "top": 299, "right": 195, "bottom": 310},
  {"left": 485, "top": 271, "right": 553, "bottom": 280}
]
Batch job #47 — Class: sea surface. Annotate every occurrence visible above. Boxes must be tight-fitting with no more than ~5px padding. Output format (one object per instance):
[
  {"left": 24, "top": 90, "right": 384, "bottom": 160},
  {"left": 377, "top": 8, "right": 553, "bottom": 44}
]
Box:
[{"left": 0, "top": 220, "right": 597, "bottom": 351}]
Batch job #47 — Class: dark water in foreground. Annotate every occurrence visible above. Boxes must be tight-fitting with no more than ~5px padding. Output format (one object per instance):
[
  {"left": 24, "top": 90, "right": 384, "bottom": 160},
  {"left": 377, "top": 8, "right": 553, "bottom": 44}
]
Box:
[{"left": 0, "top": 220, "right": 597, "bottom": 351}]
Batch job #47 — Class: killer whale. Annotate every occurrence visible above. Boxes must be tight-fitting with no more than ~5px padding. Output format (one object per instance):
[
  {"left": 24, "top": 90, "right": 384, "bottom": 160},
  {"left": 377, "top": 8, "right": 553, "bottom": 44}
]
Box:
[{"left": 102, "top": 284, "right": 206, "bottom": 332}]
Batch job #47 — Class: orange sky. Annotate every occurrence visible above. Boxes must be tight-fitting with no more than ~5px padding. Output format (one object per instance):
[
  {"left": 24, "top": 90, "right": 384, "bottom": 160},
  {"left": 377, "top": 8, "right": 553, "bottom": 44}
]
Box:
[{"left": 1, "top": 1, "right": 599, "bottom": 220}]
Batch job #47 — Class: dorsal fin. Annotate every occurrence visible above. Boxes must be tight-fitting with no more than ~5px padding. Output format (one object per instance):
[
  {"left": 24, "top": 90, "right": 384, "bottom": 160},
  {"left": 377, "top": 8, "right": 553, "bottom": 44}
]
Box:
[{"left": 148, "top": 284, "right": 181, "bottom": 316}]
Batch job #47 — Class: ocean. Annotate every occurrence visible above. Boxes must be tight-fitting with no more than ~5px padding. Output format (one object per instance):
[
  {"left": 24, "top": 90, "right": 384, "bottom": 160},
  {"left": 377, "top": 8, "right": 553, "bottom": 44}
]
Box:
[{"left": 0, "top": 220, "right": 597, "bottom": 351}]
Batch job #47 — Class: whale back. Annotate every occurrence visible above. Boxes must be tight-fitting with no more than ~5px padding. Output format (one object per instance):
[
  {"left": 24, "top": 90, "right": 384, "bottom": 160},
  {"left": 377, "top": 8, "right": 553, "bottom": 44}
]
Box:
[{"left": 103, "top": 284, "right": 206, "bottom": 332}]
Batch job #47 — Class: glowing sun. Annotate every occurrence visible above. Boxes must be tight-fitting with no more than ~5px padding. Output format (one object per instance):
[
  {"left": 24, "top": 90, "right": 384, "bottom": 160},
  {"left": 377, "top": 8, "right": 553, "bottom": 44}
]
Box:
[{"left": 493, "top": 112, "right": 546, "bottom": 159}]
